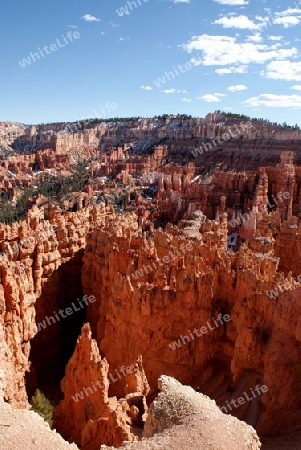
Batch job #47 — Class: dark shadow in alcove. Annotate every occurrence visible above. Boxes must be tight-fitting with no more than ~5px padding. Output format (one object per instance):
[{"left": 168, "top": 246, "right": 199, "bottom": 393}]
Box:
[{"left": 25, "top": 249, "right": 86, "bottom": 401}]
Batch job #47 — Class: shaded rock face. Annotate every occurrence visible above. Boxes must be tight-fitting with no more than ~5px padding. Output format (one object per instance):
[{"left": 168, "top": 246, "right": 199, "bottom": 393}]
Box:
[
  {"left": 0, "top": 122, "right": 28, "bottom": 150},
  {"left": 53, "top": 323, "right": 149, "bottom": 450},
  {"left": 28, "top": 252, "right": 86, "bottom": 391}
]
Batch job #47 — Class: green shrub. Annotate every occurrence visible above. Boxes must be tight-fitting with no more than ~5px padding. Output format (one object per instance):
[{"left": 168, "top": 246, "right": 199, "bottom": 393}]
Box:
[{"left": 30, "top": 389, "right": 53, "bottom": 428}]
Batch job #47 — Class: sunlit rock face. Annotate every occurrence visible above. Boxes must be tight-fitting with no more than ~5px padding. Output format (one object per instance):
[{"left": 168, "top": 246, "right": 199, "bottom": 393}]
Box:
[
  {"left": 1, "top": 117, "right": 301, "bottom": 447},
  {"left": 81, "top": 205, "right": 301, "bottom": 436},
  {"left": 53, "top": 323, "right": 149, "bottom": 449}
]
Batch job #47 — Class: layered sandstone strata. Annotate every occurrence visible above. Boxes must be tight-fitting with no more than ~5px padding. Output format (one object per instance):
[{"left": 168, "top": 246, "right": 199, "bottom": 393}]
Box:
[{"left": 2, "top": 116, "right": 301, "bottom": 156}]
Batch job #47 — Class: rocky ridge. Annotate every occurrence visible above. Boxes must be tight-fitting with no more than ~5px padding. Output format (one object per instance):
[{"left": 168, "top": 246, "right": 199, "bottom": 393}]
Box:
[{"left": 104, "top": 375, "right": 261, "bottom": 450}]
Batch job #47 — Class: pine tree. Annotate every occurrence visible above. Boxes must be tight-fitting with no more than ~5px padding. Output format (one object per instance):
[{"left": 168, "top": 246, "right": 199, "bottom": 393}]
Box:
[{"left": 30, "top": 389, "right": 53, "bottom": 428}]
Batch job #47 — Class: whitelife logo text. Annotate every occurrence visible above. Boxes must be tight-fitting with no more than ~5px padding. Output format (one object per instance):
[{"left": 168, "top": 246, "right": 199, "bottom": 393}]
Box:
[
  {"left": 169, "top": 314, "right": 231, "bottom": 351},
  {"left": 18, "top": 31, "right": 80, "bottom": 68}
]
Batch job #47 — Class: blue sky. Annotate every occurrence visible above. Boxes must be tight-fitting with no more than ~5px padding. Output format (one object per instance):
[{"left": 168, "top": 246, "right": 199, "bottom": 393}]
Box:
[{"left": 2, "top": 0, "right": 301, "bottom": 125}]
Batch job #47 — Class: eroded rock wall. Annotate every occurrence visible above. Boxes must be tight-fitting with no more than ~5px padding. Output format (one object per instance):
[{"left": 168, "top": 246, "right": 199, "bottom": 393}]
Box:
[
  {"left": 0, "top": 204, "right": 115, "bottom": 407},
  {"left": 81, "top": 208, "right": 301, "bottom": 436}
]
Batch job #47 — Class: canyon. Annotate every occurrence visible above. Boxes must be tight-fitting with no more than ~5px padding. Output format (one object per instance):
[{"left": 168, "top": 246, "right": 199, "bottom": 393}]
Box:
[{"left": 0, "top": 113, "right": 301, "bottom": 449}]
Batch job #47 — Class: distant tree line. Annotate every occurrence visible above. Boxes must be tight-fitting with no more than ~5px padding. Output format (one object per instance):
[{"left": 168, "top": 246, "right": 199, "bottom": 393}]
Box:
[
  {"left": 0, "top": 161, "right": 89, "bottom": 225},
  {"left": 152, "top": 113, "right": 192, "bottom": 120},
  {"left": 22, "top": 113, "right": 300, "bottom": 129},
  {"left": 33, "top": 114, "right": 193, "bottom": 128},
  {"left": 41, "top": 117, "right": 143, "bottom": 127},
  {"left": 215, "top": 110, "right": 300, "bottom": 130},
  {"left": 0, "top": 146, "right": 15, "bottom": 158}
]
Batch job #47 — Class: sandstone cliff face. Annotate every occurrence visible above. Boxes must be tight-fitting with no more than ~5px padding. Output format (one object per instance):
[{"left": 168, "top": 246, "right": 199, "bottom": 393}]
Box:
[
  {"left": 53, "top": 323, "right": 149, "bottom": 449},
  {"left": 3, "top": 117, "right": 301, "bottom": 156},
  {"left": 155, "top": 151, "right": 298, "bottom": 228},
  {"left": 0, "top": 204, "right": 114, "bottom": 407},
  {"left": 0, "top": 152, "right": 300, "bottom": 440},
  {"left": 81, "top": 206, "right": 301, "bottom": 436},
  {"left": 0, "top": 122, "right": 27, "bottom": 150},
  {"left": 1, "top": 117, "right": 301, "bottom": 447}
]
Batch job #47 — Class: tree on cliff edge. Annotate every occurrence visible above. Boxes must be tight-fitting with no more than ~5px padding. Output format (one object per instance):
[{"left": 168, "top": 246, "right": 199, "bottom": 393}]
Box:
[{"left": 30, "top": 389, "right": 54, "bottom": 428}]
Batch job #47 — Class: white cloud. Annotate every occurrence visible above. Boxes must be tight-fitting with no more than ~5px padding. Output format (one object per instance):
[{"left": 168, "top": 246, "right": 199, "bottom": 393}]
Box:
[
  {"left": 247, "top": 33, "right": 263, "bottom": 43},
  {"left": 214, "top": 15, "right": 259, "bottom": 30},
  {"left": 198, "top": 93, "right": 225, "bottom": 102},
  {"left": 255, "top": 15, "right": 272, "bottom": 28},
  {"left": 213, "top": 0, "right": 248, "bottom": 4},
  {"left": 273, "top": 8, "right": 301, "bottom": 28},
  {"left": 81, "top": 14, "right": 101, "bottom": 22},
  {"left": 215, "top": 65, "right": 248, "bottom": 74},
  {"left": 182, "top": 97, "right": 193, "bottom": 102},
  {"left": 228, "top": 84, "right": 247, "bottom": 92},
  {"left": 268, "top": 35, "right": 283, "bottom": 41},
  {"left": 263, "top": 61, "right": 301, "bottom": 81},
  {"left": 199, "top": 94, "right": 221, "bottom": 102},
  {"left": 172, "top": 0, "right": 190, "bottom": 3},
  {"left": 190, "top": 57, "right": 203, "bottom": 66},
  {"left": 161, "top": 88, "right": 188, "bottom": 94},
  {"left": 273, "top": 16, "right": 300, "bottom": 27},
  {"left": 279, "top": 8, "right": 301, "bottom": 15},
  {"left": 68, "top": 25, "right": 77, "bottom": 29},
  {"left": 141, "top": 85, "right": 153, "bottom": 90},
  {"left": 162, "top": 88, "right": 177, "bottom": 94},
  {"left": 215, "top": 68, "right": 232, "bottom": 74},
  {"left": 183, "top": 34, "right": 297, "bottom": 66},
  {"left": 244, "top": 94, "right": 301, "bottom": 108},
  {"left": 291, "top": 85, "right": 301, "bottom": 91},
  {"left": 274, "top": 8, "right": 301, "bottom": 19}
]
